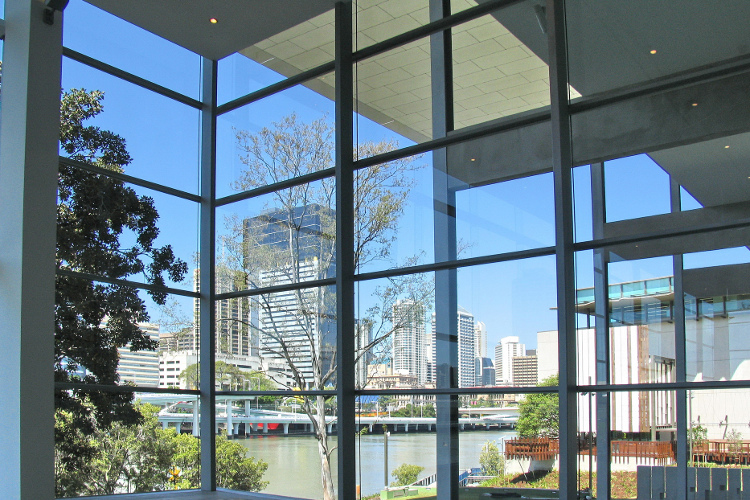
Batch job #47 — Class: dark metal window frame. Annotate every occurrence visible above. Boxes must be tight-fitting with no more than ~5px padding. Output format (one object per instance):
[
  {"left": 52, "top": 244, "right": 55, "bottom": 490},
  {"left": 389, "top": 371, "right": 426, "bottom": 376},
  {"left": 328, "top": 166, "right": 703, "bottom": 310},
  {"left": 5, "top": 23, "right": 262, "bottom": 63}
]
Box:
[{"left": 56, "top": 0, "right": 750, "bottom": 497}]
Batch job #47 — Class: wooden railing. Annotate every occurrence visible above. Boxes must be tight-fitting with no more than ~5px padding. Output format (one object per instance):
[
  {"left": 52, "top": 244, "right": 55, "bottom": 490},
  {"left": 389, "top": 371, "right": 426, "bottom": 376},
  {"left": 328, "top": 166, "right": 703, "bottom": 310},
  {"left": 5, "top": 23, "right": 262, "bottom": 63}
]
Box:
[
  {"left": 611, "top": 440, "right": 674, "bottom": 465},
  {"left": 693, "top": 440, "right": 750, "bottom": 464},
  {"left": 505, "top": 438, "right": 558, "bottom": 461}
]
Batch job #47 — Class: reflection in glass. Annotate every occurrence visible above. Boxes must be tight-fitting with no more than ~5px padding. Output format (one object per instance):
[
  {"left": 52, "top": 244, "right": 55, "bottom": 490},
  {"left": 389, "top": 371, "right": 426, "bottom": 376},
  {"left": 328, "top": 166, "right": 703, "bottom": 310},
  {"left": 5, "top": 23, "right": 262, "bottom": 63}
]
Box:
[{"left": 566, "top": 1, "right": 750, "bottom": 98}]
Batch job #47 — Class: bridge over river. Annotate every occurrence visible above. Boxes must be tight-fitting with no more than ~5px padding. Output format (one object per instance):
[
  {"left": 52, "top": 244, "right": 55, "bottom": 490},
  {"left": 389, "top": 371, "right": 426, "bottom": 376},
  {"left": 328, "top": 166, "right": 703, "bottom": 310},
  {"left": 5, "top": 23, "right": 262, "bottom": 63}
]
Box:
[{"left": 137, "top": 394, "right": 519, "bottom": 437}]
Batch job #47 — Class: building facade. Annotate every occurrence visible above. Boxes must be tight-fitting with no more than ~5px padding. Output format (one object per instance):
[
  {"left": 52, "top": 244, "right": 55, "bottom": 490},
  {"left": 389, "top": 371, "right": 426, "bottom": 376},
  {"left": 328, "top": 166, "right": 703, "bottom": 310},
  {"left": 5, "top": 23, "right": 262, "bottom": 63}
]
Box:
[{"left": 495, "top": 336, "right": 526, "bottom": 385}]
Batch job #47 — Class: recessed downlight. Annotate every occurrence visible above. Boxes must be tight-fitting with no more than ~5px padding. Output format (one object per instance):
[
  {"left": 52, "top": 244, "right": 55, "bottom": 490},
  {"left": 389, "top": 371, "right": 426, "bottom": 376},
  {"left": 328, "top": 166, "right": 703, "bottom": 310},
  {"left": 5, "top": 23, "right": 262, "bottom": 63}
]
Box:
[
  {"left": 692, "top": 102, "right": 698, "bottom": 107},
  {"left": 209, "top": 18, "right": 218, "bottom": 24},
  {"left": 725, "top": 145, "right": 730, "bottom": 149},
  {"left": 650, "top": 49, "right": 657, "bottom": 55}
]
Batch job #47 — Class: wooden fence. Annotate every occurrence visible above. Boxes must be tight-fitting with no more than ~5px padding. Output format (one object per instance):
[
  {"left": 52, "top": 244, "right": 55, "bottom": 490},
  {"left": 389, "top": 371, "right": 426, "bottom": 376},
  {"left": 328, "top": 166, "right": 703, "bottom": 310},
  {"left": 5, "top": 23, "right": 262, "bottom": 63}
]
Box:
[{"left": 505, "top": 438, "right": 675, "bottom": 465}]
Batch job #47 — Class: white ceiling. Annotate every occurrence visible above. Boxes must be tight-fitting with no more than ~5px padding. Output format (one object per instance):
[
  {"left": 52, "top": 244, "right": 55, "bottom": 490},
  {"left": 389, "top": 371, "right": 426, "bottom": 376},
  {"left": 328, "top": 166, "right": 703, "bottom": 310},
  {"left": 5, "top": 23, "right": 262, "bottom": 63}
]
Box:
[{"left": 86, "top": 0, "right": 338, "bottom": 60}]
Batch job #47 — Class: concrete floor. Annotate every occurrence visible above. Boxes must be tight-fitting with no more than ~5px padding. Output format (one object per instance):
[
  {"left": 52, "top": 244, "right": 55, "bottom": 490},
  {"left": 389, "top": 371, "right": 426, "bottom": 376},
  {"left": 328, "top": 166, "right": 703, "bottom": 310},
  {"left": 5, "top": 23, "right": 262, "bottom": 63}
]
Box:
[{"left": 75, "top": 489, "right": 307, "bottom": 500}]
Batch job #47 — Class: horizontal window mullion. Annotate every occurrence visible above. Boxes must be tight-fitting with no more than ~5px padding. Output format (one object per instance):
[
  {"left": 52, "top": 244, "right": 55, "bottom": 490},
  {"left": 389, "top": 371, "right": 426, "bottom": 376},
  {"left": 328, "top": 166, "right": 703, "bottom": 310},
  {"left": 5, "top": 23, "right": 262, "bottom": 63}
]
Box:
[
  {"left": 216, "top": 61, "right": 335, "bottom": 116},
  {"left": 573, "top": 217, "right": 750, "bottom": 253},
  {"left": 356, "top": 386, "right": 558, "bottom": 396},
  {"left": 580, "top": 380, "right": 750, "bottom": 393},
  {"left": 215, "top": 277, "right": 337, "bottom": 301},
  {"left": 353, "top": 0, "right": 524, "bottom": 63},
  {"left": 355, "top": 246, "right": 556, "bottom": 283},
  {"left": 55, "top": 382, "right": 200, "bottom": 395},
  {"left": 60, "top": 156, "right": 201, "bottom": 203},
  {"left": 56, "top": 268, "right": 199, "bottom": 299},
  {"left": 215, "top": 167, "right": 335, "bottom": 207},
  {"left": 216, "top": 390, "right": 335, "bottom": 397},
  {"left": 353, "top": 108, "right": 551, "bottom": 171},
  {"left": 62, "top": 47, "right": 203, "bottom": 109}
]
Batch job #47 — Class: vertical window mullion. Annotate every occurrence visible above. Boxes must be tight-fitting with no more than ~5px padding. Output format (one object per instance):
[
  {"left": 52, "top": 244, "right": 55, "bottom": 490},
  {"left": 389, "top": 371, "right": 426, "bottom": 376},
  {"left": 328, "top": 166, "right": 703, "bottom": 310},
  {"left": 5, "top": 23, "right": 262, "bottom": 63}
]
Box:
[
  {"left": 335, "top": 2, "right": 356, "bottom": 499},
  {"left": 547, "top": 0, "right": 578, "bottom": 498},
  {"left": 199, "top": 56, "right": 218, "bottom": 492}
]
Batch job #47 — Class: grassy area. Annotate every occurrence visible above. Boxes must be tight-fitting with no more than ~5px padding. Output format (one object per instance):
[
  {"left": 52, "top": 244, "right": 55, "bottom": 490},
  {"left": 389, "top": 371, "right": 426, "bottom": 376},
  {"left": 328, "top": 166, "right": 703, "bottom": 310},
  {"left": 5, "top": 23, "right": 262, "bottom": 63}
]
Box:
[{"left": 480, "top": 470, "right": 638, "bottom": 499}]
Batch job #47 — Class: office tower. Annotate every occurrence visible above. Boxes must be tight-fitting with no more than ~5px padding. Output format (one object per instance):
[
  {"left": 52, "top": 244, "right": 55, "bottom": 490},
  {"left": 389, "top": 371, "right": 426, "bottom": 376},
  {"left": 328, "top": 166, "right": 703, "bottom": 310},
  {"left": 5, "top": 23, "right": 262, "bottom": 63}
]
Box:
[
  {"left": 512, "top": 354, "right": 538, "bottom": 387},
  {"left": 494, "top": 336, "right": 526, "bottom": 385},
  {"left": 474, "top": 357, "right": 496, "bottom": 387},
  {"left": 246, "top": 205, "right": 336, "bottom": 388}
]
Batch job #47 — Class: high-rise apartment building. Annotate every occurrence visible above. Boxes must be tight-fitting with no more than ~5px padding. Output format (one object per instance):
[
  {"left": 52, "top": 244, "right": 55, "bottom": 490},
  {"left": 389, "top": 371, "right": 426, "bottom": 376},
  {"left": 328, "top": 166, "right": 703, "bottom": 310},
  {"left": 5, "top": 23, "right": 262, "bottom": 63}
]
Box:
[
  {"left": 494, "top": 336, "right": 526, "bottom": 385},
  {"left": 392, "top": 299, "right": 426, "bottom": 384},
  {"left": 474, "top": 321, "right": 487, "bottom": 359}
]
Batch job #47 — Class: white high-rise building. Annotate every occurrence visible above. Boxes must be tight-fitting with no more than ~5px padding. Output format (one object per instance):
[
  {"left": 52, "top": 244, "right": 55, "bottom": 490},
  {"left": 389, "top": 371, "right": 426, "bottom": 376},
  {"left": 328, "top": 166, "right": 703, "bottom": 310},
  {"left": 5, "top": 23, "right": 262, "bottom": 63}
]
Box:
[
  {"left": 474, "top": 321, "right": 487, "bottom": 359},
  {"left": 392, "top": 299, "right": 426, "bottom": 384},
  {"left": 458, "top": 307, "right": 475, "bottom": 388},
  {"left": 429, "top": 307, "right": 476, "bottom": 388},
  {"left": 117, "top": 322, "right": 160, "bottom": 387},
  {"left": 494, "top": 336, "right": 526, "bottom": 385}
]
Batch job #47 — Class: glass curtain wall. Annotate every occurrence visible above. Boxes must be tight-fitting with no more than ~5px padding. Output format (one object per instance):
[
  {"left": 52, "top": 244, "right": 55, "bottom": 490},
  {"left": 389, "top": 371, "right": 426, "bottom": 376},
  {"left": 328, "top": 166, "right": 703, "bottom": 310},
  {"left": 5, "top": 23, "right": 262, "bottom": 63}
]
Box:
[{"left": 50, "top": 0, "right": 750, "bottom": 498}]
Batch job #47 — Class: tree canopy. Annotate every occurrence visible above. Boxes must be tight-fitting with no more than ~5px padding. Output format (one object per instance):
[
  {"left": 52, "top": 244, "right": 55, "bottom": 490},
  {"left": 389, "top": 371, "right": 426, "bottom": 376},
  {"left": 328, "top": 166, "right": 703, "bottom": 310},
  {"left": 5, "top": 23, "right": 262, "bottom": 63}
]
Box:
[
  {"left": 516, "top": 374, "right": 559, "bottom": 439},
  {"left": 54, "top": 89, "right": 188, "bottom": 491}
]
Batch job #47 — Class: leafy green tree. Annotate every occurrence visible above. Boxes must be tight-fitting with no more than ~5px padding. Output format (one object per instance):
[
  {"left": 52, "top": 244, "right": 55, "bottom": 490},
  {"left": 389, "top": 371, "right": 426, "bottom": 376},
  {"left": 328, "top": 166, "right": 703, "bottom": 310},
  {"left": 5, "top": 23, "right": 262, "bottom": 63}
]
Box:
[
  {"left": 479, "top": 440, "right": 504, "bottom": 476},
  {"left": 516, "top": 374, "right": 559, "bottom": 439},
  {"left": 173, "top": 433, "right": 268, "bottom": 491},
  {"left": 54, "top": 89, "right": 187, "bottom": 493},
  {"left": 390, "top": 463, "right": 425, "bottom": 486}
]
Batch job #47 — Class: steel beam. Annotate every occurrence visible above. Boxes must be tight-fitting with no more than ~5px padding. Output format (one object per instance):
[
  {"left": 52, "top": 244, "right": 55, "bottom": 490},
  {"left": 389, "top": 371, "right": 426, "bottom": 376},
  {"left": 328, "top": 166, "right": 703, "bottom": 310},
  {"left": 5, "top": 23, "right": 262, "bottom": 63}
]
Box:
[
  {"left": 335, "top": 2, "right": 356, "bottom": 500},
  {"left": 199, "top": 57, "right": 218, "bottom": 491}
]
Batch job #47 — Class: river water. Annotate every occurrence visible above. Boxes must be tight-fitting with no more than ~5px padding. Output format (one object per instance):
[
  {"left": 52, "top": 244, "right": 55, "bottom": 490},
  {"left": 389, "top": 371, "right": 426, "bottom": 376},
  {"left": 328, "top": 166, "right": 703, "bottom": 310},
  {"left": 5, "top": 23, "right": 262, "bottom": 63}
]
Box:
[{"left": 237, "top": 429, "right": 517, "bottom": 499}]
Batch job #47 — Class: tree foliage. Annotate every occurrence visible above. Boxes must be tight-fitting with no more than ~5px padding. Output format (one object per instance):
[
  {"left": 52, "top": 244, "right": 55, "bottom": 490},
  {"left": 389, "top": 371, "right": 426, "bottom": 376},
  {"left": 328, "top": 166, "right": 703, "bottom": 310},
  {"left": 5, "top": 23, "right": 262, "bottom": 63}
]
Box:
[
  {"left": 479, "top": 440, "right": 504, "bottom": 476},
  {"left": 55, "top": 403, "right": 268, "bottom": 497},
  {"left": 516, "top": 374, "right": 559, "bottom": 439},
  {"left": 54, "top": 89, "right": 188, "bottom": 490},
  {"left": 390, "top": 463, "right": 425, "bottom": 486}
]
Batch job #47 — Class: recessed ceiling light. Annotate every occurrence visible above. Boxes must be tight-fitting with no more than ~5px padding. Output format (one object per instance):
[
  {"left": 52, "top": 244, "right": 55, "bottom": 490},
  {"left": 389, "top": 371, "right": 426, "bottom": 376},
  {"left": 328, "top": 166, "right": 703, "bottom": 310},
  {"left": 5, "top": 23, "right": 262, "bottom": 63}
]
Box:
[
  {"left": 691, "top": 102, "right": 698, "bottom": 107},
  {"left": 209, "top": 18, "right": 218, "bottom": 24},
  {"left": 650, "top": 49, "right": 657, "bottom": 55},
  {"left": 725, "top": 145, "right": 730, "bottom": 149},
  {"left": 470, "top": 158, "right": 476, "bottom": 162}
]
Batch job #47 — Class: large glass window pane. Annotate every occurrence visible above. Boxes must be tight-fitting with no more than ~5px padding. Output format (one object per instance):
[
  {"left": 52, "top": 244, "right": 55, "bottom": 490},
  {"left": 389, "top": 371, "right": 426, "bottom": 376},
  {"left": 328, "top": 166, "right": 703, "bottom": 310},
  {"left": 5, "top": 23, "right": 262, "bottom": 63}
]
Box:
[
  {"left": 355, "top": 35, "right": 432, "bottom": 150},
  {"left": 61, "top": 58, "right": 201, "bottom": 193},
  {"left": 578, "top": 389, "right": 677, "bottom": 500},
  {"left": 54, "top": 391, "right": 200, "bottom": 497},
  {"left": 216, "top": 180, "right": 337, "bottom": 293},
  {"left": 63, "top": 0, "right": 200, "bottom": 99},
  {"left": 218, "top": 9, "right": 335, "bottom": 105},
  {"left": 453, "top": 1, "right": 552, "bottom": 131},
  {"left": 217, "top": 72, "right": 335, "bottom": 198},
  {"left": 355, "top": 273, "right": 435, "bottom": 391},
  {"left": 221, "top": 396, "right": 338, "bottom": 499},
  {"left": 566, "top": 0, "right": 750, "bottom": 99},
  {"left": 56, "top": 277, "right": 195, "bottom": 390},
  {"left": 684, "top": 247, "right": 750, "bottom": 383}
]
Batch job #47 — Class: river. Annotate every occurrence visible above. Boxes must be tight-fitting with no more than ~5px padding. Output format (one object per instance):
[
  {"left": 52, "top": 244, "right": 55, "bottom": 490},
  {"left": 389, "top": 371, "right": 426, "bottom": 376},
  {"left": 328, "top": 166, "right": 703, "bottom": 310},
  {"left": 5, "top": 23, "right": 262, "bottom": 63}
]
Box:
[{"left": 236, "top": 429, "right": 517, "bottom": 499}]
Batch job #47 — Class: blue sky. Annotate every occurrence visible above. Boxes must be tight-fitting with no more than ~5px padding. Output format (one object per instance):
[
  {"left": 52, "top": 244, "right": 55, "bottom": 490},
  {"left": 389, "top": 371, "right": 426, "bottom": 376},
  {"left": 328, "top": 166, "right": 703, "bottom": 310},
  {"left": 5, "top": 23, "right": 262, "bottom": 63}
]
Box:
[{"left": 58, "top": 0, "right": 750, "bottom": 354}]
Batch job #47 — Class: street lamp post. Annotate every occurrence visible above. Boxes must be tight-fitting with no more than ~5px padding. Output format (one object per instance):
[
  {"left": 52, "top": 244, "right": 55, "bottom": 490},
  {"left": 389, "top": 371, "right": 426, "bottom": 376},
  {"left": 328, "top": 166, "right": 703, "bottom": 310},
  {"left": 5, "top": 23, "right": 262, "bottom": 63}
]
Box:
[{"left": 384, "top": 427, "right": 390, "bottom": 487}]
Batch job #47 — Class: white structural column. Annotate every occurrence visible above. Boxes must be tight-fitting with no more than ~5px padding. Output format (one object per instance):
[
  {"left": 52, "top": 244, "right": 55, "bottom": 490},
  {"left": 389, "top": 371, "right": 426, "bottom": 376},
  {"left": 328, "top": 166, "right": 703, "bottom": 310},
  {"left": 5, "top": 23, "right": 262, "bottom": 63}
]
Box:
[{"left": 0, "top": 1, "right": 64, "bottom": 499}]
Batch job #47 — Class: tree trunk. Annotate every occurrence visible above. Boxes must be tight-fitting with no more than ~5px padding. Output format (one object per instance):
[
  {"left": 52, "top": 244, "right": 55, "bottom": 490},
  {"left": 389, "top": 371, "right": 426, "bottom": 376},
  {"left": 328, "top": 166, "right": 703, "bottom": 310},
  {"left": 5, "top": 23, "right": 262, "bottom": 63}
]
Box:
[{"left": 312, "top": 394, "right": 335, "bottom": 500}]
